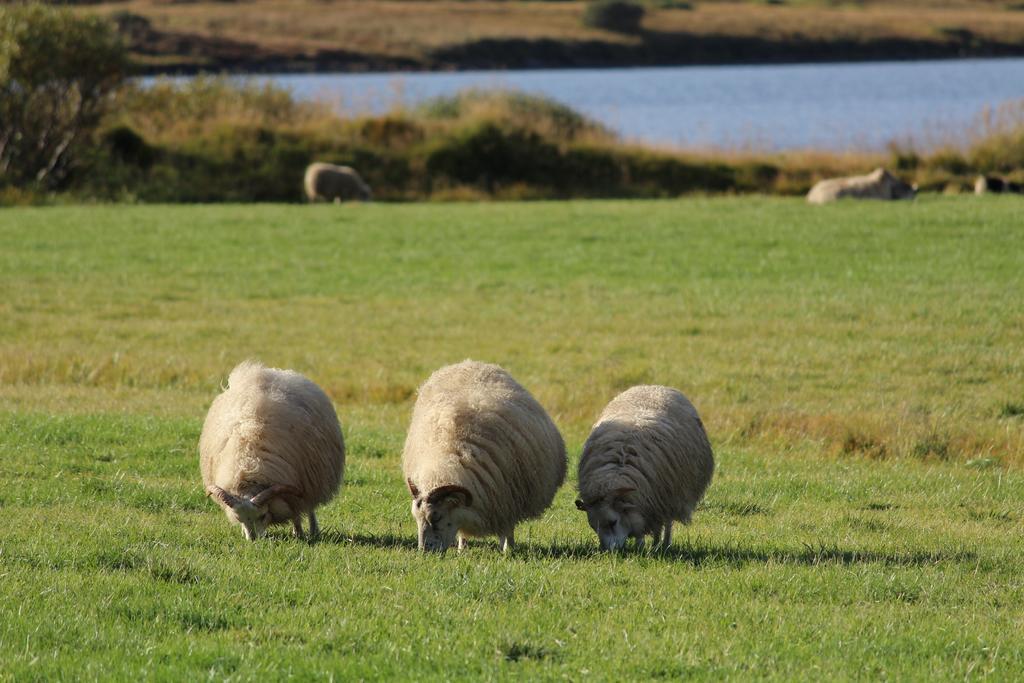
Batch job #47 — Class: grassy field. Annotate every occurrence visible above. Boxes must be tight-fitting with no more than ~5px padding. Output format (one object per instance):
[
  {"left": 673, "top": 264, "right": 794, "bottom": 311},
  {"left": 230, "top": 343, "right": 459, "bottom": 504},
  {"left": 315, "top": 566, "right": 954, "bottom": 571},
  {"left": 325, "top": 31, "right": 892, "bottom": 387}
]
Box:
[
  {"left": 2, "top": 197, "right": 1023, "bottom": 679},
  {"left": 90, "top": 0, "right": 1024, "bottom": 72}
]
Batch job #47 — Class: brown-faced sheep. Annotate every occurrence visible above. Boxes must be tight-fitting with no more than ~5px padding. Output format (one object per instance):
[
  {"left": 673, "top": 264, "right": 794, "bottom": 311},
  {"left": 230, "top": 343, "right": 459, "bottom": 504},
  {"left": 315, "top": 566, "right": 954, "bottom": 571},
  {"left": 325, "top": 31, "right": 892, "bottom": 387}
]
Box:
[
  {"left": 402, "top": 360, "right": 566, "bottom": 553},
  {"left": 807, "top": 167, "right": 916, "bottom": 205},
  {"left": 304, "top": 162, "right": 372, "bottom": 203},
  {"left": 200, "top": 360, "right": 345, "bottom": 541},
  {"left": 576, "top": 385, "right": 713, "bottom": 551}
]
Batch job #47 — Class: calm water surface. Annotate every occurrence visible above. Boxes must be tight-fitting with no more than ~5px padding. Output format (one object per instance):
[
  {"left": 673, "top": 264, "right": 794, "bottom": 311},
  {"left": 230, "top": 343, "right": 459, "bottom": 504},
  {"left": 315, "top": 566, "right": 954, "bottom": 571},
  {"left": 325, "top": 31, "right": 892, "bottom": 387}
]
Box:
[{"left": 259, "top": 58, "right": 1024, "bottom": 150}]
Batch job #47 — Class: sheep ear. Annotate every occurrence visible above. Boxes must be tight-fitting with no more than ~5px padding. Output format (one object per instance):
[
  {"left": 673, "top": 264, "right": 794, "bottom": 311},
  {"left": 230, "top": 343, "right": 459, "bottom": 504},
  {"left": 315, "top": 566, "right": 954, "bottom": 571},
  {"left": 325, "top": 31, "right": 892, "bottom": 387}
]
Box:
[
  {"left": 427, "top": 484, "right": 472, "bottom": 508},
  {"left": 575, "top": 499, "right": 587, "bottom": 511},
  {"left": 206, "top": 485, "right": 241, "bottom": 509},
  {"left": 407, "top": 479, "right": 420, "bottom": 499},
  {"left": 251, "top": 484, "right": 303, "bottom": 507}
]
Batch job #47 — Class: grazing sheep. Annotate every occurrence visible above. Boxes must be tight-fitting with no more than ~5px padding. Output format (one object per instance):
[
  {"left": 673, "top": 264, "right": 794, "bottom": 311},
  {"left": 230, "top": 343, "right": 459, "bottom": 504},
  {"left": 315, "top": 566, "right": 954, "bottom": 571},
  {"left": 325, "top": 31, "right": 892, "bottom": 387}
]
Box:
[
  {"left": 576, "top": 385, "right": 713, "bottom": 551},
  {"left": 303, "top": 162, "right": 372, "bottom": 203},
  {"left": 402, "top": 360, "right": 567, "bottom": 553},
  {"left": 806, "top": 167, "right": 917, "bottom": 205},
  {"left": 974, "top": 175, "right": 1023, "bottom": 195},
  {"left": 200, "top": 360, "right": 345, "bottom": 541}
]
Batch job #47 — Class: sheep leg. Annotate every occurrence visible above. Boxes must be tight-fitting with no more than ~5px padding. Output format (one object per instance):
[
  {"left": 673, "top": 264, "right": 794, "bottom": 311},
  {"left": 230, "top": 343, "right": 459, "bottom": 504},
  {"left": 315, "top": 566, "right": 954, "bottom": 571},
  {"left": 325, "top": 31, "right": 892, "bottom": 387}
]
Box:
[
  {"left": 662, "top": 522, "right": 673, "bottom": 548},
  {"left": 291, "top": 517, "right": 305, "bottom": 540},
  {"left": 500, "top": 530, "right": 515, "bottom": 553},
  {"left": 635, "top": 535, "right": 645, "bottom": 552},
  {"left": 649, "top": 525, "right": 663, "bottom": 550},
  {"left": 458, "top": 535, "right": 467, "bottom": 551},
  {"left": 308, "top": 511, "right": 320, "bottom": 540}
]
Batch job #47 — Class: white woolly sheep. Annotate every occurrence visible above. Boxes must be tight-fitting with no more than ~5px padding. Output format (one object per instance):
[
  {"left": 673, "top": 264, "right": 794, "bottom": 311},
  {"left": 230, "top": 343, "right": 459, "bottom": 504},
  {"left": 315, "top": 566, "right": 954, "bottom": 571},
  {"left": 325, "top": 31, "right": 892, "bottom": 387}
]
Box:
[
  {"left": 303, "top": 162, "right": 372, "bottom": 203},
  {"left": 806, "top": 167, "right": 916, "bottom": 204},
  {"left": 199, "top": 360, "right": 345, "bottom": 541},
  {"left": 402, "top": 360, "right": 567, "bottom": 553},
  {"left": 575, "top": 385, "right": 714, "bottom": 551}
]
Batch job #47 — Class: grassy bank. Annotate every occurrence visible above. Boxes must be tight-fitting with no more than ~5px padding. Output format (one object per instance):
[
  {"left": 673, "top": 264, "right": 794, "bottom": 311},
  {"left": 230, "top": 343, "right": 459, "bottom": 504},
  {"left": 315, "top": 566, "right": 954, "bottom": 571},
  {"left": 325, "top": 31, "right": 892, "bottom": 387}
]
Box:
[
  {"left": 1, "top": 199, "right": 1023, "bottom": 679},
  {"left": 5, "top": 3, "right": 1023, "bottom": 203},
  {"left": 85, "top": 0, "right": 1024, "bottom": 73},
  {"left": 12, "top": 79, "right": 1019, "bottom": 203}
]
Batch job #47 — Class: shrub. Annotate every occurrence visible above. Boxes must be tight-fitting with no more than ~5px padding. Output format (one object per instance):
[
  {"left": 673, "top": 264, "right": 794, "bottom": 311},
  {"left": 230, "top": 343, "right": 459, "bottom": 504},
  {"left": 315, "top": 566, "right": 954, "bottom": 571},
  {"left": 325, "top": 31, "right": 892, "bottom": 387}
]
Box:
[
  {"left": 927, "top": 148, "right": 970, "bottom": 174},
  {"left": 102, "top": 126, "right": 154, "bottom": 169},
  {"left": 425, "top": 122, "right": 562, "bottom": 193},
  {"left": 113, "top": 76, "right": 328, "bottom": 143},
  {"left": 582, "top": 0, "right": 646, "bottom": 34},
  {"left": 416, "top": 89, "right": 612, "bottom": 143},
  {"left": 0, "top": 4, "right": 126, "bottom": 189},
  {"left": 353, "top": 115, "right": 425, "bottom": 149},
  {"left": 888, "top": 143, "right": 921, "bottom": 171},
  {"left": 966, "top": 109, "right": 1024, "bottom": 173}
]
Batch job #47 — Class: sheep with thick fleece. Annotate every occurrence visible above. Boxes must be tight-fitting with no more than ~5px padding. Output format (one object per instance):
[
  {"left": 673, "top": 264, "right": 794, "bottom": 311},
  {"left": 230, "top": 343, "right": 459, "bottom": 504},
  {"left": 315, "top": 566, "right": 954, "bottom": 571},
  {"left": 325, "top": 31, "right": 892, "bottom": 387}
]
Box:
[
  {"left": 200, "top": 360, "right": 345, "bottom": 541},
  {"left": 576, "top": 385, "right": 713, "bottom": 551},
  {"left": 303, "top": 162, "right": 372, "bottom": 202},
  {"left": 806, "top": 167, "right": 916, "bottom": 204},
  {"left": 402, "top": 360, "right": 567, "bottom": 553}
]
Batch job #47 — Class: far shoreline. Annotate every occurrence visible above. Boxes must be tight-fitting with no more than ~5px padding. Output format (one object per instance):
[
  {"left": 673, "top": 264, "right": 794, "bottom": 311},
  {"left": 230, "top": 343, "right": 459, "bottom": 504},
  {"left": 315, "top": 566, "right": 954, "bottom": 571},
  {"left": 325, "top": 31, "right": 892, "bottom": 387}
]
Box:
[
  {"left": 135, "top": 53, "right": 1024, "bottom": 79},
  {"left": 124, "top": 26, "right": 1024, "bottom": 77}
]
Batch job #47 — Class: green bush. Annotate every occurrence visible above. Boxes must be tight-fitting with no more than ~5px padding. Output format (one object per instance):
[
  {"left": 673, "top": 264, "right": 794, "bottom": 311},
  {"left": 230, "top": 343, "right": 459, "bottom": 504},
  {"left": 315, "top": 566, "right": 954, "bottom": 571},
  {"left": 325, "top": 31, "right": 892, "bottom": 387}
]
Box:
[
  {"left": 67, "top": 79, "right": 914, "bottom": 202},
  {"left": 425, "top": 122, "right": 562, "bottom": 193},
  {"left": 582, "top": 0, "right": 646, "bottom": 33},
  {"left": 0, "top": 4, "right": 126, "bottom": 189},
  {"left": 416, "top": 89, "right": 611, "bottom": 142},
  {"left": 113, "top": 76, "right": 325, "bottom": 142},
  {"left": 927, "top": 148, "right": 970, "bottom": 175},
  {"left": 968, "top": 129, "right": 1024, "bottom": 173}
]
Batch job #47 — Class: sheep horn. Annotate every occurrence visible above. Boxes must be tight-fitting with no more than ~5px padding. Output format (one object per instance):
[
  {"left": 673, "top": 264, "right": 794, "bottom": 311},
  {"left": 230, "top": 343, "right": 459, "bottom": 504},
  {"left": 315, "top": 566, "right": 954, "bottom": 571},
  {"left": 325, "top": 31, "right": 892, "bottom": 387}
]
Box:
[
  {"left": 427, "top": 484, "right": 472, "bottom": 508},
  {"left": 407, "top": 479, "right": 421, "bottom": 499},
  {"left": 251, "top": 484, "right": 304, "bottom": 507},
  {"left": 206, "top": 485, "right": 241, "bottom": 508}
]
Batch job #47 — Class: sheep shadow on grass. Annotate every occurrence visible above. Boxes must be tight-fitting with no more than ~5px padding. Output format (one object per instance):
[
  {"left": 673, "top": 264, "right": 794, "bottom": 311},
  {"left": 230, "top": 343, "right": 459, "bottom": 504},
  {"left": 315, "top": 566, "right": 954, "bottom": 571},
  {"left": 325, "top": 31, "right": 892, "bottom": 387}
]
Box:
[
  {"left": 516, "top": 540, "right": 978, "bottom": 568},
  {"left": 306, "top": 532, "right": 978, "bottom": 569},
  {"left": 638, "top": 541, "right": 978, "bottom": 568},
  {"left": 316, "top": 530, "right": 419, "bottom": 551}
]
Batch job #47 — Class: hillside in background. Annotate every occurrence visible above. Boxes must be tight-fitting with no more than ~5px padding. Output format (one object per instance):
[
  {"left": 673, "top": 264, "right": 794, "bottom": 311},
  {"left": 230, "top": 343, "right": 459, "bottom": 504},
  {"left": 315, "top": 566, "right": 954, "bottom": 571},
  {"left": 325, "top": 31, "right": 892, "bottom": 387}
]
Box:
[
  {"left": 76, "top": 0, "right": 1024, "bottom": 74},
  {"left": 4, "top": 4, "right": 1024, "bottom": 203}
]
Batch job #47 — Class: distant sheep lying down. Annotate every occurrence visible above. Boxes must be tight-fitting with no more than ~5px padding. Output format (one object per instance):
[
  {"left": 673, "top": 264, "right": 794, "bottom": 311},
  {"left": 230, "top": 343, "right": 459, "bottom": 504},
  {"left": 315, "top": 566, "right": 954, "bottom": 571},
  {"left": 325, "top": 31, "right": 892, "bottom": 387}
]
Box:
[
  {"left": 402, "top": 360, "right": 567, "bottom": 553},
  {"left": 304, "top": 162, "right": 372, "bottom": 203},
  {"left": 200, "top": 361, "right": 345, "bottom": 541},
  {"left": 806, "top": 167, "right": 916, "bottom": 204},
  {"left": 576, "top": 385, "right": 714, "bottom": 551}
]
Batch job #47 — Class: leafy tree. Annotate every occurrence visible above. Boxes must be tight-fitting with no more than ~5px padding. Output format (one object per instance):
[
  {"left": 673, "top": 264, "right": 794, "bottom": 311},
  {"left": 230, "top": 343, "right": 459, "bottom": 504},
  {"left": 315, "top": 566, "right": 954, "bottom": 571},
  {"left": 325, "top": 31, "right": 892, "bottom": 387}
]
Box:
[{"left": 0, "top": 4, "right": 126, "bottom": 188}]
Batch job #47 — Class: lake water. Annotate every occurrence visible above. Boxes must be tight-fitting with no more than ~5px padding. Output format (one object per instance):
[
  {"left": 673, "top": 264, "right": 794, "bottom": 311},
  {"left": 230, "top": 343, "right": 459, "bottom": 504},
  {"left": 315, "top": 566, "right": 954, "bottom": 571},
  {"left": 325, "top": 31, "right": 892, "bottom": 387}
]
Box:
[{"left": 261, "top": 58, "right": 1024, "bottom": 151}]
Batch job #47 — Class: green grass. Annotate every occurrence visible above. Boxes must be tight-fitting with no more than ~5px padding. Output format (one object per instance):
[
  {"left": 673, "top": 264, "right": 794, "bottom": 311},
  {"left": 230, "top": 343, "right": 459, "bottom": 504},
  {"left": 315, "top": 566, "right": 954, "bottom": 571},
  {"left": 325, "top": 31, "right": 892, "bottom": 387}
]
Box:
[{"left": 1, "top": 196, "right": 1023, "bottom": 679}]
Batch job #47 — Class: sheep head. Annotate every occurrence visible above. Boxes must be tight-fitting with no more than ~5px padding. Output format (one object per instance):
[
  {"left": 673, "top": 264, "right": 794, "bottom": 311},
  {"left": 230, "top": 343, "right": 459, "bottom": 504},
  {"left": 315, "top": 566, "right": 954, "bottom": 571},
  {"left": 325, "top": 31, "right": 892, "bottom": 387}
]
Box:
[
  {"left": 206, "top": 484, "right": 303, "bottom": 541},
  {"left": 407, "top": 480, "right": 473, "bottom": 553},
  {"left": 575, "top": 486, "right": 640, "bottom": 551}
]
